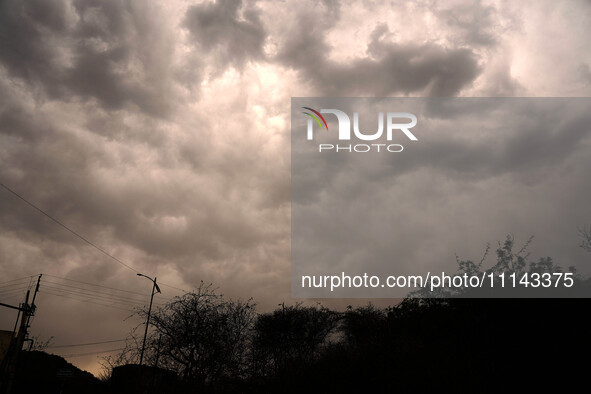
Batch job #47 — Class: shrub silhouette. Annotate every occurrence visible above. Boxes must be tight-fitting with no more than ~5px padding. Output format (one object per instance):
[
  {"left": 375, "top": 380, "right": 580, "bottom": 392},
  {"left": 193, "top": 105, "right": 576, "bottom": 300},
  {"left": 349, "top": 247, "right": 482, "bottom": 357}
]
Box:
[
  {"left": 251, "top": 303, "right": 340, "bottom": 377},
  {"left": 410, "top": 235, "right": 590, "bottom": 298},
  {"left": 103, "top": 235, "right": 590, "bottom": 392},
  {"left": 105, "top": 282, "right": 255, "bottom": 390}
]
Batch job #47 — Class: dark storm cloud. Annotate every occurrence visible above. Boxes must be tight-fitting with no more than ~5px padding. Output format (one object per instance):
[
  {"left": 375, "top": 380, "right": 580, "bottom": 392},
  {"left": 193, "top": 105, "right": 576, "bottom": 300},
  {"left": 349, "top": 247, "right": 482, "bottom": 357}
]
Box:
[
  {"left": 291, "top": 98, "right": 591, "bottom": 297},
  {"left": 0, "top": 0, "right": 178, "bottom": 117},
  {"left": 0, "top": 0, "right": 285, "bottom": 284},
  {"left": 436, "top": 0, "right": 499, "bottom": 47},
  {"left": 277, "top": 16, "right": 481, "bottom": 96},
  {"left": 292, "top": 98, "right": 591, "bottom": 208},
  {"left": 183, "top": 0, "right": 266, "bottom": 72},
  {"left": 0, "top": 103, "right": 269, "bottom": 266},
  {"left": 0, "top": 0, "right": 226, "bottom": 276},
  {"left": 1, "top": 0, "right": 590, "bottom": 374},
  {"left": 384, "top": 99, "right": 591, "bottom": 181},
  {"left": 0, "top": 0, "right": 69, "bottom": 95}
]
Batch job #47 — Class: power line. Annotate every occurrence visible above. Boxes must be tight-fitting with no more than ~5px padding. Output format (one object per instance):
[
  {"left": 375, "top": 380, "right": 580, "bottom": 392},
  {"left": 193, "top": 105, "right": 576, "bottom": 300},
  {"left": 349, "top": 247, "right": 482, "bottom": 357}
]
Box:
[
  {"left": 0, "top": 281, "right": 36, "bottom": 299},
  {"left": 40, "top": 286, "right": 149, "bottom": 309},
  {"left": 41, "top": 274, "right": 173, "bottom": 303},
  {"left": 2, "top": 274, "right": 175, "bottom": 312},
  {"left": 39, "top": 281, "right": 170, "bottom": 307},
  {"left": 0, "top": 291, "right": 30, "bottom": 301},
  {"left": 43, "top": 274, "right": 151, "bottom": 297},
  {"left": 0, "top": 182, "right": 139, "bottom": 274},
  {"left": 53, "top": 347, "right": 125, "bottom": 358},
  {"left": 47, "top": 339, "right": 126, "bottom": 349},
  {"left": 0, "top": 283, "right": 31, "bottom": 293},
  {"left": 40, "top": 284, "right": 168, "bottom": 310},
  {"left": 0, "top": 276, "right": 36, "bottom": 286},
  {"left": 0, "top": 286, "right": 31, "bottom": 294},
  {"left": 1, "top": 182, "right": 195, "bottom": 296},
  {"left": 37, "top": 275, "right": 172, "bottom": 311},
  {"left": 159, "top": 282, "right": 189, "bottom": 294},
  {"left": 41, "top": 288, "right": 144, "bottom": 309},
  {"left": 41, "top": 281, "right": 148, "bottom": 305},
  {"left": 0, "top": 293, "right": 25, "bottom": 302},
  {"left": 41, "top": 290, "right": 137, "bottom": 312},
  {"left": 1, "top": 180, "right": 194, "bottom": 296},
  {"left": 0, "top": 286, "right": 35, "bottom": 298}
]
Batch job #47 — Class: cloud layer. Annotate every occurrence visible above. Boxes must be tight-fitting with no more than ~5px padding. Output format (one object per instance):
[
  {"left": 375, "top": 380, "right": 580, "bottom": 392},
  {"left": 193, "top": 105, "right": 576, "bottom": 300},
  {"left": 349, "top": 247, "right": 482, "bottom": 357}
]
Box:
[{"left": 1, "top": 0, "right": 591, "bottom": 374}]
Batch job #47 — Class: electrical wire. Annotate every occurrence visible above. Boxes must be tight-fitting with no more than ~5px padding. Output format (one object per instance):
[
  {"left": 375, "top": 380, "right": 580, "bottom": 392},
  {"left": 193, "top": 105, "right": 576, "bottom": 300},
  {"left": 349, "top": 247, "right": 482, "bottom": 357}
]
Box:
[
  {"left": 41, "top": 289, "right": 137, "bottom": 312},
  {"left": 41, "top": 286, "right": 167, "bottom": 311},
  {"left": 0, "top": 276, "right": 36, "bottom": 286},
  {"left": 1, "top": 183, "right": 195, "bottom": 296},
  {"left": 0, "top": 293, "right": 25, "bottom": 302},
  {"left": 39, "top": 282, "right": 169, "bottom": 308},
  {"left": 47, "top": 339, "right": 126, "bottom": 349},
  {"left": 41, "top": 279, "right": 168, "bottom": 304},
  {"left": 0, "top": 181, "right": 139, "bottom": 273},
  {"left": 53, "top": 347, "right": 125, "bottom": 358},
  {"left": 43, "top": 274, "right": 151, "bottom": 297},
  {"left": 0, "top": 280, "right": 36, "bottom": 302},
  {"left": 41, "top": 275, "right": 172, "bottom": 302},
  {"left": 2, "top": 274, "right": 172, "bottom": 315},
  {"left": 41, "top": 282, "right": 149, "bottom": 305},
  {"left": 0, "top": 286, "right": 31, "bottom": 294},
  {"left": 159, "top": 282, "right": 189, "bottom": 293},
  {"left": 40, "top": 287, "right": 145, "bottom": 309}
]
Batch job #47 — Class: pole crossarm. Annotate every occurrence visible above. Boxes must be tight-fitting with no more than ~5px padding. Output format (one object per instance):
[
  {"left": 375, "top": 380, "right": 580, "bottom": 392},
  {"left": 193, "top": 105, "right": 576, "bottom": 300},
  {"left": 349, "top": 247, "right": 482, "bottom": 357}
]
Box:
[{"left": 0, "top": 302, "right": 21, "bottom": 311}]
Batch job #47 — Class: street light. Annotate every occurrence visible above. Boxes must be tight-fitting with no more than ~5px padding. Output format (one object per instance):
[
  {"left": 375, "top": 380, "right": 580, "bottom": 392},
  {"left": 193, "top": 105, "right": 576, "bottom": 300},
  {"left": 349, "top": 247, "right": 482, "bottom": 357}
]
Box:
[{"left": 137, "top": 273, "right": 161, "bottom": 367}]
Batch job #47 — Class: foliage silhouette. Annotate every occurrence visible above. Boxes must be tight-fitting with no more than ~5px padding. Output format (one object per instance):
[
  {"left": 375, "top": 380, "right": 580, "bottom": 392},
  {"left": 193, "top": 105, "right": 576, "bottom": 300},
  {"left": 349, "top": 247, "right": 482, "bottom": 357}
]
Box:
[
  {"left": 580, "top": 225, "right": 591, "bottom": 252},
  {"left": 410, "top": 235, "right": 590, "bottom": 297},
  {"left": 103, "top": 282, "right": 255, "bottom": 390},
  {"left": 250, "top": 303, "right": 340, "bottom": 377},
  {"left": 99, "top": 235, "right": 590, "bottom": 392}
]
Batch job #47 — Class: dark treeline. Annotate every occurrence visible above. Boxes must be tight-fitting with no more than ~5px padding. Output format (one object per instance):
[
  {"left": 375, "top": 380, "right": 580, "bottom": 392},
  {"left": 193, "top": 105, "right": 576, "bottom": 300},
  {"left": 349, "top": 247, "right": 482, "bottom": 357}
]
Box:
[
  {"left": 95, "top": 236, "right": 590, "bottom": 393},
  {"left": 12, "top": 298, "right": 590, "bottom": 393},
  {"left": 10, "top": 235, "right": 591, "bottom": 393}
]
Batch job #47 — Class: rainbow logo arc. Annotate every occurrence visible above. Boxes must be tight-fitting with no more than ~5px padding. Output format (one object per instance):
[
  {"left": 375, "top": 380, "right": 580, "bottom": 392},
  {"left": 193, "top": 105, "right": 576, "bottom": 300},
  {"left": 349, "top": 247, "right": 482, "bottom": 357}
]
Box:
[{"left": 302, "top": 107, "right": 328, "bottom": 131}]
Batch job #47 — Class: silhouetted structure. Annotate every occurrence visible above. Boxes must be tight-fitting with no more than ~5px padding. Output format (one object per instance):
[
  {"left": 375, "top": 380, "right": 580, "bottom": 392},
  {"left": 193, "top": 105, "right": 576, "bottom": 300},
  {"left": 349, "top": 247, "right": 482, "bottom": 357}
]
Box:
[
  {"left": 10, "top": 351, "right": 105, "bottom": 394},
  {"left": 110, "top": 364, "right": 176, "bottom": 394},
  {"left": 0, "top": 331, "right": 12, "bottom": 366}
]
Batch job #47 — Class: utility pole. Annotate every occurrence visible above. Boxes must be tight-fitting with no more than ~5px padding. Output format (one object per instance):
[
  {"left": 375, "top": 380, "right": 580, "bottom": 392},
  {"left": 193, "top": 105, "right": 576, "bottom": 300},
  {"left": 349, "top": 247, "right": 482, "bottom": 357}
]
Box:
[
  {"left": 0, "top": 274, "right": 42, "bottom": 394},
  {"left": 154, "top": 334, "right": 162, "bottom": 369},
  {"left": 1, "top": 291, "right": 30, "bottom": 394}
]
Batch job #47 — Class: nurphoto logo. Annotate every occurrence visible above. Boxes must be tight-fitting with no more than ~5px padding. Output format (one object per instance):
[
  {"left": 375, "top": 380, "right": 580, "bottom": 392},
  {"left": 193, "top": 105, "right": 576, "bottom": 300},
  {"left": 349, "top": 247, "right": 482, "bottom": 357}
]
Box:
[{"left": 302, "top": 107, "right": 418, "bottom": 153}]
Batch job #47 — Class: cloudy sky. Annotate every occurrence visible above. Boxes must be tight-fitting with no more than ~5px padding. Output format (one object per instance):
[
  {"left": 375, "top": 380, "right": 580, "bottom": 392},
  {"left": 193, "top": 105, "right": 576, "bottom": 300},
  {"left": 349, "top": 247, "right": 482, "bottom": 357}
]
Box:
[
  {"left": 1, "top": 0, "right": 591, "bottom": 374},
  {"left": 291, "top": 97, "right": 591, "bottom": 297}
]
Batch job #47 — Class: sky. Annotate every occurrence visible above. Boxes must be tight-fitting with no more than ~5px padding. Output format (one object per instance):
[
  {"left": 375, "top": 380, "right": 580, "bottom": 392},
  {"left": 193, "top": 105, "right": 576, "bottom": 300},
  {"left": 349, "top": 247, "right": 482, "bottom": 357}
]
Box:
[
  {"left": 291, "top": 97, "right": 591, "bottom": 297},
  {"left": 1, "top": 0, "right": 591, "bottom": 375}
]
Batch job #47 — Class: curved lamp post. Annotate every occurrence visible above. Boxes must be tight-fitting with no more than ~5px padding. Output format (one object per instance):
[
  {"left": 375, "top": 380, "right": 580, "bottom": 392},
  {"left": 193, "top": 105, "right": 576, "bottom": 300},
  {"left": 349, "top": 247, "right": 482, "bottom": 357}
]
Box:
[{"left": 137, "top": 273, "right": 161, "bottom": 367}]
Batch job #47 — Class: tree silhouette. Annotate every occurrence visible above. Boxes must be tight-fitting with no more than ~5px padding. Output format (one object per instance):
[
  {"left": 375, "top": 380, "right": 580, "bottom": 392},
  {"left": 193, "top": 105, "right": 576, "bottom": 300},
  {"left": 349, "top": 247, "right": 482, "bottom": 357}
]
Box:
[
  {"left": 341, "top": 303, "right": 386, "bottom": 348},
  {"left": 580, "top": 225, "right": 591, "bottom": 252},
  {"left": 106, "top": 282, "right": 255, "bottom": 389},
  {"left": 251, "top": 303, "right": 340, "bottom": 377},
  {"left": 98, "top": 234, "right": 590, "bottom": 392},
  {"left": 410, "top": 235, "right": 589, "bottom": 297}
]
